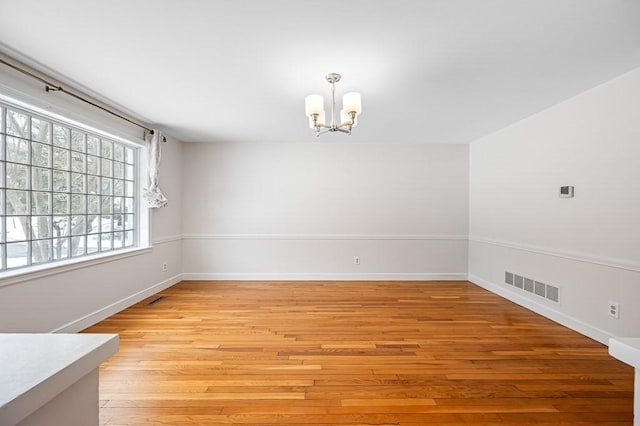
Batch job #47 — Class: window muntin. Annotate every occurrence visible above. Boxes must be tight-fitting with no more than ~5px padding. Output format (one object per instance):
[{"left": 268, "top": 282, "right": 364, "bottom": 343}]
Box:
[{"left": 0, "top": 102, "right": 137, "bottom": 272}]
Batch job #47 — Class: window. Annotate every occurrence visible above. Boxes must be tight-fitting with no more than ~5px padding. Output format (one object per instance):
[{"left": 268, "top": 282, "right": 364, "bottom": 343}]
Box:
[{"left": 0, "top": 101, "right": 138, "bottom": 272}]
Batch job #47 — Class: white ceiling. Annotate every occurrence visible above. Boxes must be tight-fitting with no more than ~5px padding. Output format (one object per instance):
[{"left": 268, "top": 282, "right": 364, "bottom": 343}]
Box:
[{"left": 1, "top": 0, "right": 640, "bottom": 144}]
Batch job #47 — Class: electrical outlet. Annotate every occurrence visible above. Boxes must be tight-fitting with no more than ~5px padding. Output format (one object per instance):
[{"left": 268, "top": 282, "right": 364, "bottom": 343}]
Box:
[
  {"left": 608, "top": 301, "right": 620, "bottom": 319},
  {"left": 354, "top": 256, "right": 360, "bottom": 265},
  {"left": 162, "top": 262, "right": 168, "bottom": 272}
]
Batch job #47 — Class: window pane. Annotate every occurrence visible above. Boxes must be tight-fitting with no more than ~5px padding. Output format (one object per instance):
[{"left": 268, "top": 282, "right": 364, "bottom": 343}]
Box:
[
  {"left": 113, "top": 162, "right": 124, "bottom": 179},
  {"left": 7, "top": 242, "right": 28, "bottom": 268},
  {"left": 71, "top": 236, "right": 85, "bottom": 257},
  {"left": 101, "top": 158, "right": 112, "bottom": 177},
  {"left": 53, "top": 170, "right": 69, "bottom": 192},
  {"left": 101, "top": 139, "right": 113, "bottom": 159},
  {"left": 0, "top": 244, "right": 4, "bottom": 270},
  {"left": 87, "top": 155, "right": 99, "bottom": 175},
  {"left": 31, "top": 117, "right": 51, "bottom": 143},
  {"left": 113, "top": 214, "right": 124, "bottom": 231},
  {"left": 125, "top": 181, "right": 134, "bottom": 197},
  {"left": 113, "top": 144, "right": 124, "bottom": 162},
  {"left": 87, "top": 215, "right": 100, "bottom": 234},
  {"left": 7, "top": 190, "right": 28, "bottom": 215},
  {"left": 101, "top": 196, "right": 113, "bottom": 214},
  {"left": 32, "top": 168, "right": 51, "bottom": 191},
  {"left": 113, "top": 179, "right": 124, "bottom": 196},
  {"left": 32, "top": 239, "right": 52, "bottom": 264},
  {"left": 100, "top": 233, "right": 112, "bottom": 251},
  {"left": 53, "top": 216, "right": 69, "bottom": 237},
  {"left": 53, "top": 147, "right": 69, "bottom": 170},
  {"left": 7, "top": 137, "right": 30, "bottom": 164},
  {"left": 53, "top": 193, "right": 69, "bottom": 215},
  {"left": 88, "top": 195, "right": 100, "bottom": 214},
  {"left": 124, "top": 197, "right": 134, "bottom": 213},
  {"left": 53, "top": 125, "right": 70, "bottom": 147},
  {"left": 71, "top": 152, "right": 85, "bottom": 173},
  {"left": 125, "top": 164, "right": 134, "bottom": 180},
  {"left": 113, "top": 232, "right": 124, "bottom": 249},
  {"left": 71, "top": 130, "right": 86, "bottom": 152},
  {"left": 53, "top": 238, "right": 70, "bottom": 260},
  {"left": 31, "top": 142, "right": 51, "bottom": 167},
  {"left": 87, "top": 176, "right": 99, "bottom": 194},
  {"left": 6, "top": 163, "right": 29, "bottom": 189},
  {"left": 125, "top": 230, "right": 134, "bottom": 247},
  {"left": 87, "top": 234, "right": 99, "bottom": 254},
  {"left": 124, "top": 214, "right": 134, "bottom": 230},
  {"left": 6, "top": 110, "right": 29, "bottom": 138},
  {"left": 101, "top": 177, "right": 113, "bottom": 195},
  {"left": 101, "top": 215, "right": 113, "bottom": 232},
  {"left": 71, "top": 173, "right": 85, "bottom": 193},
  {"left": 87, "top": 135, "right": 99, "bottom": 155},
  {"left": 6, "top": 216, "right": 28, "bottom": 241},
  {"left": 124, "top": 147, "right": 134, "bottom": 164},
  {"left": 71, "top": 215, "right": 86, "bottom": 235},
  {"left": 32, "top": 216, "right": 52, "bottom": 239},
  {"left": 71, "top": 194, "right": 85, "bottom": 214},
  {"left": 32, "top": 192, "right": 51, "bottom": 215},
  {"left": 113, "top": 197, "right": 123, "bottom": 214}
]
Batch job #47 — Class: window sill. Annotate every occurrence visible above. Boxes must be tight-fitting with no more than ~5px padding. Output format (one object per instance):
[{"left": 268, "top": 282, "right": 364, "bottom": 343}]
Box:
[{"left": 0, "top": 246, "right": 153, "bottom": 289}]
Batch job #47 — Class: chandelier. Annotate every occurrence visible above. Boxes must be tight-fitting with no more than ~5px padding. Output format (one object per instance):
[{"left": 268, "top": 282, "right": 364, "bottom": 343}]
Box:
[{"left": 305, "top": 73, "right": 362, "bottom": 136}]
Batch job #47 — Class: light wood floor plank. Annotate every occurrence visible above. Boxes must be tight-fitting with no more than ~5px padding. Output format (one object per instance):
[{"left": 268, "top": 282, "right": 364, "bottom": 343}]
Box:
[{"left": 85, "top": 280, "right": 633, "bottom": 425}]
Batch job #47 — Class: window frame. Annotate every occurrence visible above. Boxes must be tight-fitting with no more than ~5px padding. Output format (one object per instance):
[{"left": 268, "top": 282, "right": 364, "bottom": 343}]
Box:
[{"left": 0, "top": 97, "right": 149, "bottom": 282}]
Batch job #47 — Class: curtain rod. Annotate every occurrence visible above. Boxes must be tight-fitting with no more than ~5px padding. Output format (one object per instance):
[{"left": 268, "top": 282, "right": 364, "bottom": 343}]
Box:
[{"left": 0, "top": 57, "right": 155, "bottom": 135}]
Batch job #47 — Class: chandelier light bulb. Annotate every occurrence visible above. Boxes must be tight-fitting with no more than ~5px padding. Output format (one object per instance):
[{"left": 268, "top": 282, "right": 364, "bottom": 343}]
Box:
[
  {"left": 342, "top": 92, "right": 362, "bottom": 115},
  {"left": 305, "top": 95, "right": 324, "bottom": 116}
]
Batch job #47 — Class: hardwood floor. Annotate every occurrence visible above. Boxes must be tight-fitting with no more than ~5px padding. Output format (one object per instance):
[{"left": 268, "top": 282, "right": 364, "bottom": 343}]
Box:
[{"left": 85, "top": 281, "right": 634, "bottom": 425}]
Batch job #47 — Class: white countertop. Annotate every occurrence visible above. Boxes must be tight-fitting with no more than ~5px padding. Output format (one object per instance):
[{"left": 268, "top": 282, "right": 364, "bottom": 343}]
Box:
[
  {"left": 609, "top": 338, "right": 640, "bottom": 369},
  {"left": 0, "top": 333, "right": 119, "bottom": 425}
]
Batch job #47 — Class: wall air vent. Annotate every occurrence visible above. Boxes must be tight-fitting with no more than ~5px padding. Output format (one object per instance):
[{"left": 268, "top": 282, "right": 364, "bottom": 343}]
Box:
[{"left": 505, "top": 272, "right": 560, "bottom": 304}]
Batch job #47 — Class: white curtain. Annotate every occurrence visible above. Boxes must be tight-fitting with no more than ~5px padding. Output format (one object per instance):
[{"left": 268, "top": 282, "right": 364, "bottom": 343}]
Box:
[{"left": 142, "top": 130, "right": 168, "bottom": 208}]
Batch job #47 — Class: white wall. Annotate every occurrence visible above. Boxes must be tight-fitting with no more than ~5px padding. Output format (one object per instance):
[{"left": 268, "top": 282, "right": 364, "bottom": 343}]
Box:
[
  {"left": 468, "top": 67, "right": 640, "bottom": 343},
  {"left": 182, "top": 142, "right": 469, "bottom": 280},
  {"left": 0, "top": 58, "right": 184, "bottom": 333}
]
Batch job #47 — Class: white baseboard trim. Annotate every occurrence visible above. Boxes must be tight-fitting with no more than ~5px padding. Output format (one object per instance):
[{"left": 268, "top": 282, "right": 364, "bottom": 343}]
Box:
[
  {"left": 52, "top": 273, "right": 184, "bottom": 333},
  {"left": 468, "top": 273, "right": 612, "bottom": 345},
  {"left": 182, "top": 272, "right": 468, "bottom": 281}
]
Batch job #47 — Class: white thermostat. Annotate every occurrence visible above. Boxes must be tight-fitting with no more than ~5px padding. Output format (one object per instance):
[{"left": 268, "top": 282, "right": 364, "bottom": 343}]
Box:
[{"left": 559, "top": 186, "right": 574, "bottom": 198}]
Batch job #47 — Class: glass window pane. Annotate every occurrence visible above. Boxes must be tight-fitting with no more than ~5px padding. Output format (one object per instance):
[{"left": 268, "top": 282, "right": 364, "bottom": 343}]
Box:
[
  {"left": 125, "top": 164, "right": 134, "bottom": 180},
  {"left": 125, "top": 230, "right": 134, "bottom": 247},
  {"left": 6, "top": 110, "right": 29, "bottom": 138},
  {"left": 6, "top": 190, "right": 28, "bottom": 215},
  {"left": 124, "top": 147, "right": 134, "bottom": 164},
  {"left": 31, "top": 142, "right": 51, "bottom": 167},
  {"left": 113, "top": 144, "right": 124, "bottom": 162},
  {"left": 71, "top": 152, "right": 85, "bottom": 173},
  {"left": 7, "top": 137, "right": 30, "bottom": 164},
  {"left": 101, "top": 196, "right": 113, "bottom": 214},
  {"left": 87, "top": 155, "right": 99, "bottom": 175},
  {"left": 124, "top": 197, "right": 134, "bottom": 213},
  {"left": 32, "top": 239, "right": 52, "bottom": 264},
  {"left": 6, "top": 216, "right": 28, "bottom": 241},
  {"left": 87, "top": 234, "right": 99, "bottom": 254},
  {"left": 101, "top": 215, "right": 112, "bottom": 232},
  {"left": 113, "top": 162, "right": 124, "bottom": 179},
  {"left": 7, "top": 242, "right": 28, "bottom": 268},
  {"left": 53, "top": 170, "right": 69, "bottom": 192},
  {"left": 101, "top": 139, "right": 113, "bottom": 159},
  {"left": 6, "top": 163, "right": 29, "bottom": 189},
  {"left": 113, "top": 214, "right": 124, "bottom": 231},
  {"left": 125, "top": 181, "right": 134, "bottom": 197},
  {"left": 124, "top": 214, "right": 134, "bottom": 230},
  {"left": 86, "top": 135, "right": 99, "bottom": 155},
  {"left": 53, "top": 238, "right": 70, "bottom": 260},
  {"left": 113, "top": 180, "right": 124, "bottom": 196},
  {"left": 101, "top": 177, "right": 113, "bottom": 195},
  {"left": 71, "top": 236, "right": 85, "bottom": 257},
  {"left": 87, "top": 215, "right": 100, "bottom": 234},
  {"left": 113, "top": 197, "right": 123, "bottom": 214},
  {"left": 32, "top": 216, "right": 51, "bottom": 240},
  {"left": 32, "top": 168, "right": 51, "bottom": 191},
  {"left": 102, "top": 158, "right": 112, "bottom": 177},
  {"left": 87, "top": 176, "right": 99, "bottom": 194},
  {"left": 100, "top": 233, "right": 112, "bottom": 251},
  {"left": 53, "top": 125, "right": 70, "bottom": 147},
  {"left": 113, "top": 232, "right": 124, "bottom": 249},
  {"left": 31, "top": 117, "right": 51, "bottom": 143},
  {"left": 53, "top": 147, "right": 69, "bottom": 170},
  {"left": 71, "top": 130, "right": 86, "bottom": 152},
  {"left": 88, "top": 195, "right": 100, "bottom": 214},
  {"left": 71, "top": 173, "right": 85, "bottom": 193},
  {"left": 0, "top": 244, "right": 4, "bottom": 270},
  {"left": 71, "top": 194, "right": 85, "bottom": 214},
  {"left": 53, "top": 216, "right": 69, "bottom": 237},
  {"left": 32, "top": 192, "right": 51, "bottom": 215},
  {"left": 53, "top": 193, "right": 69, "bottom": 215},
  {"left": 71, "top": 215, "right": 86, "bottom": 235}
]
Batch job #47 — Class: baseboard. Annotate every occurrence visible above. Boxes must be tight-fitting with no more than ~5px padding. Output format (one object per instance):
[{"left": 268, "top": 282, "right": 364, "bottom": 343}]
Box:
[
  {"left": 468, "top": 273, "right": 612, "bottom": 345},
  {"left": 182, "top": 272, "right": 468, "bottom": 281},
  {"left": 52, "top": 273, "right": 184, "bottom": 333}
]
